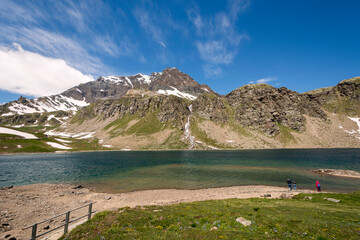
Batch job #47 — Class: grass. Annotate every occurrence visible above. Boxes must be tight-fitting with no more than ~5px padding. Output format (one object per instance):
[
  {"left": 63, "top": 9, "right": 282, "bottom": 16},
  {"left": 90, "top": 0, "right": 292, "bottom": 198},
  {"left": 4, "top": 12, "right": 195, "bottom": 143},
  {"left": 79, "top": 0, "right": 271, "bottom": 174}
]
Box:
[
  {"left": 141, "top": 129, "right": 189, "bottom": 150},
  {"left": 275, "top": 124, "right": 297, "bottom": 146},
  {"left": 189, "top": 117, "right": 227, "bottom": 149},
  {"left": 0, "top": 125, "right": 106, "bottom": 153},
  {"left": 61, "top": 192, "right": 360, "bottom": 240},
  {"left": 126, "top": 111, "right": 165, "bottom": 136}
]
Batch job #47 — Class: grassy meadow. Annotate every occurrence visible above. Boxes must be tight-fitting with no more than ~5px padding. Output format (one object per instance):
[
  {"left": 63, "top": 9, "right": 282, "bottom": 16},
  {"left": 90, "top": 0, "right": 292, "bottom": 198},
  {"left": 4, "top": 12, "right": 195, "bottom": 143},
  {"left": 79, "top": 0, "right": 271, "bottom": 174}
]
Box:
[{"left": 61, "top": 192, "right": 360, "bottom": 240}]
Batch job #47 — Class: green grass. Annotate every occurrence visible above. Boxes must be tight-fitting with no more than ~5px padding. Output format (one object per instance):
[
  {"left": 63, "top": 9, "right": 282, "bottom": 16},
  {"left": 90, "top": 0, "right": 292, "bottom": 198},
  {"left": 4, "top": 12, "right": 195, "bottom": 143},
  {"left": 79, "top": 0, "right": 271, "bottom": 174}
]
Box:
[
  {"left": 276, "top": 124, "right": 297, "bottom": 146},
  {"left": 142, "top": 129, "right": 189, "bottom": 150},
  {"left": 61, "top": 192, "right": 360, "bottom": 240},
  {"left": 0, "top": 126, "right": 106, "bottom": 153},
  {"left": 126, "top": 111, "right": 165, "bottom": 136},
  {"left": 190, "top": 117, "right": 228, "bottom": 149}
]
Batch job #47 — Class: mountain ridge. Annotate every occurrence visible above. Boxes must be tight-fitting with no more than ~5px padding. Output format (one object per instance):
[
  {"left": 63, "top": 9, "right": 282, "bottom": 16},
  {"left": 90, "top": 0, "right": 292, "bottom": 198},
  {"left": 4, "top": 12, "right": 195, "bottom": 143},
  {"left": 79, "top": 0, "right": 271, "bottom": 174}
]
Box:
[{"left": 1, "top": 68, "right": 360, "bottom": 152}]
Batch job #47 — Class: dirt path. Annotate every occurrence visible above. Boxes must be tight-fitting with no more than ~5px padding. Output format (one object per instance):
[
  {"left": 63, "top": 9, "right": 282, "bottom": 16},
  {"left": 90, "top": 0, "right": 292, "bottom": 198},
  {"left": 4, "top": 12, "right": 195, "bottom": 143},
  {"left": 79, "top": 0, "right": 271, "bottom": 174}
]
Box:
[{"left": 0, "top": 184, "right": 315, "bottom": 240}]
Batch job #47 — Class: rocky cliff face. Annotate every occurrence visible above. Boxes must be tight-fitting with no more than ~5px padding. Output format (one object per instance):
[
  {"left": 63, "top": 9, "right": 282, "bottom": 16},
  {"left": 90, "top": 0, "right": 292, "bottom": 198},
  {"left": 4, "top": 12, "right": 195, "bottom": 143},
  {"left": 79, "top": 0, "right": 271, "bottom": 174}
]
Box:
[
  {"left": 226, "top": 84, "right": 327, "bottom": 135},
  {"left": 2, "top": 69, "right": 360, "bottom": 150},
  {"left": 0, "top": 68, "right": 214, "bottom": 116}
]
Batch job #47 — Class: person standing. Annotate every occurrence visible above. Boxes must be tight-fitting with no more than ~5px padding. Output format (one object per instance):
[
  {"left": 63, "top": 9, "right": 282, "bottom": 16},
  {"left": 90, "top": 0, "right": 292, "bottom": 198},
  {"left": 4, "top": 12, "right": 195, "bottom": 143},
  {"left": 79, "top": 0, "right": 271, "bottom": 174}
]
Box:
[
  {"left": 292, "top": 179, "right": 297, "bottom": 190},
  {"left": 287, "top": 179, "right": 292, "bottom": 191},
  {"left": 316, "top": 181, "right": 321, "bottom": 192}
]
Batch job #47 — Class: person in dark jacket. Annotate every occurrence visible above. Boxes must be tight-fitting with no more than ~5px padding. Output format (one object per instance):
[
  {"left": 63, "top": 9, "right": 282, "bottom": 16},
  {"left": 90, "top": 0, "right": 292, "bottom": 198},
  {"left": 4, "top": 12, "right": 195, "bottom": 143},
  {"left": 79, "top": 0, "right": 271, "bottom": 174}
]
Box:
[
  {"left": 287, "top": 179, "right": 292, "bottom": 191},
  {"left": 292, "top": 179, "right": 297, "bottom": 190}
]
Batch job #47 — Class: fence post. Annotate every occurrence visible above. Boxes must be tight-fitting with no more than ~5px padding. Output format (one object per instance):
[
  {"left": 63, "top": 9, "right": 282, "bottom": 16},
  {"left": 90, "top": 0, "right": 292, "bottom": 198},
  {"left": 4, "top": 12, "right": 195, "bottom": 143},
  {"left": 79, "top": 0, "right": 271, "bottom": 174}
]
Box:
[
  {"left": 88, "top": 203, "right": 93, "bottom": 220},
  {"left": 31, "top": 224, "right": 37, "bottom": 240},
  {"left": 64, "top": 211, "right": 70, "bottom": 234}
]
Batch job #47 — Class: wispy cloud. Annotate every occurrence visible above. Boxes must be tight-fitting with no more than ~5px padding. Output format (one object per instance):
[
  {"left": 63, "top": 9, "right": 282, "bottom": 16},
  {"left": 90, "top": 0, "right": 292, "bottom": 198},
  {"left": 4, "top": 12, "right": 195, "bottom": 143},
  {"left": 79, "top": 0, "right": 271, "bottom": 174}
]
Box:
[
  {"left": 0, "top": 44, "right": 93, "bottom": 97},
  {"left": 0, "top": 0, "right": 136, "bottom": 76},
  {"left": 188, "top": 0, "right": 250, "bottom": 77},
  {"left": 249, "top": 77, "right": 278, "bottom": 84},
  {"left": 134, "top": 6, "right": 166, "bottom": 47}
]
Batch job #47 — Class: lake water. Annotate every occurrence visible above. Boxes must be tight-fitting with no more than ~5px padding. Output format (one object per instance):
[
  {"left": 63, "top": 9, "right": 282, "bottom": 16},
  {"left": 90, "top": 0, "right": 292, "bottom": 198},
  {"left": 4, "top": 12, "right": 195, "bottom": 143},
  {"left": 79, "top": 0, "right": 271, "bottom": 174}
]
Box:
[{"left": 0, "top": 149, "right": 359, "bottom": 193}]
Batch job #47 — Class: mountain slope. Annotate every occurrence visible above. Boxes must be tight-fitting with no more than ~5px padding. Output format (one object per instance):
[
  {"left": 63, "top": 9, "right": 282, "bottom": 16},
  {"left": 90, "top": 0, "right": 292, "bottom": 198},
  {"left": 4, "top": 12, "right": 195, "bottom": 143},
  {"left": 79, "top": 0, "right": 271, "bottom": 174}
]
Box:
[
  {"left": 0, "top": 67, "right": 214, "bottom": 116},
  {"left": 1, "top": 72, "right": 360, "bottom": 152}
]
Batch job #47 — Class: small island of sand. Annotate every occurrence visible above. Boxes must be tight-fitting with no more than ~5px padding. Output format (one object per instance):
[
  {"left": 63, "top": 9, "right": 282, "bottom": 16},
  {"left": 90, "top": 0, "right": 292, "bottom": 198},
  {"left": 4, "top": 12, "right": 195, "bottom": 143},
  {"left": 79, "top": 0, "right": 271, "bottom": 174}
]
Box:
[{"left": 312, "top": 169, "right": 360, "bottom": 179}]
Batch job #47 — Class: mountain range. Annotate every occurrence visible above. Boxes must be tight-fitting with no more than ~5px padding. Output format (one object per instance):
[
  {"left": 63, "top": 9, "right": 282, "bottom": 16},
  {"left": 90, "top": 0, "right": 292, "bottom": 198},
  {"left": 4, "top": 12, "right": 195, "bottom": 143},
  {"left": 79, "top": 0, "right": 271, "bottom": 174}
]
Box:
[{"left": 1, "top": 67, "right": 360, "bottom": 151}]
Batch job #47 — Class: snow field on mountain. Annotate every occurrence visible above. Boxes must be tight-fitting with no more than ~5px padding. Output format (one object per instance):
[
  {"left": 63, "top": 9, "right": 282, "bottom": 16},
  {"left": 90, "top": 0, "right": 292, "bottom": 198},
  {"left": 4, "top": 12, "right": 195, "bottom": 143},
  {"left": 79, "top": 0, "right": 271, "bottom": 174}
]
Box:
[
  {"left": 46, "top": 142, "right": 72, "bottom": 149},
  {"left": 158, "top": 86, "right": 197, "bottom": 100},
  {"left": 0, "top": 127, "right": 38, "bottom": 139}
]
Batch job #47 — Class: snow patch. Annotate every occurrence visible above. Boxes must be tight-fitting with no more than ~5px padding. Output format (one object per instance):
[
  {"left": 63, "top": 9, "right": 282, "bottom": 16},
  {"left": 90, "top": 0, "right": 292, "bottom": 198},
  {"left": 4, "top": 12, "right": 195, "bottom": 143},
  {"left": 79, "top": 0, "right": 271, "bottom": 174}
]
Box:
[
  {"left": 46, "top": 142, "right": 72, "bottom": 150},
  {"left": 202, "top": 87, "right": 209, "bottom": 92},
  {"left": 125, "top": 77, "right": 134, "bottom": 88},
  {"left": 226, "top": 140, "right": 235, "bottom": 143},
  {"left": 76, "top": 88, "right": 82, "bottom": 93},
  {"left": 2, "top": 112, "right": 14, "bottom": 116},
  {"left": 0, "top": 127, "right": 38, "bottom": 139},
  {"left": 208, "top": 146, "right": 219, "bottom": 150},
  {"left": 7, "top": 95, "right": 89, "bottom": 115},
  {"left": 121, "top": 148, "right": 131, "bottom": 151},
  {"left": 158, "top": 87, "right": 197, "bottom": 100},
  {"left": 136, "top": 74, "right": 151, "bottom": 84},
  {"left": 345, "top": 117, "right": 360, "bottom": 140},
  {"left": 55, "top": 138, "right": 72, "bottom": 143},
  {"left": 102, "top": 145, "right": 113, "bottom": 148},
  {"left": 45, "top": 130, "right": 95, "bottom": 139}
]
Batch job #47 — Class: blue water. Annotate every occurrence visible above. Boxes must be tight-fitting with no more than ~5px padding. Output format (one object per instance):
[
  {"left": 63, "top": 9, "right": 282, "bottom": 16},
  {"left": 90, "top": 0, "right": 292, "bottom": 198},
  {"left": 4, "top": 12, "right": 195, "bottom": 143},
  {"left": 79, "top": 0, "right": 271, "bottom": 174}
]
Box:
[{"left": 0, "top": 149, "right": 359, "bottom": 193}]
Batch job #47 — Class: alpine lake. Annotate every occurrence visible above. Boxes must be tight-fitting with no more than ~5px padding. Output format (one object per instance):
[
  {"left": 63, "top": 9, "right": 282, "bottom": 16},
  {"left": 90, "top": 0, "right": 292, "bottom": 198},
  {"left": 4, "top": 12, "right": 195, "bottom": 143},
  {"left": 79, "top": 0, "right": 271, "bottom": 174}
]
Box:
[{"left": 1, "top": 149, "right": 359, "bottom": 193}]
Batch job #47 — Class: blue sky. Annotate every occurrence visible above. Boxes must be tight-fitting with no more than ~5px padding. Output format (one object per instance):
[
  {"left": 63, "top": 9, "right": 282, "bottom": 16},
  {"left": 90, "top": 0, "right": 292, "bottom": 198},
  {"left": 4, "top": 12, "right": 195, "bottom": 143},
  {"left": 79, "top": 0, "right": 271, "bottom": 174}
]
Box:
[{"left": 0, "top": 0, "right": 359, "bottom": 103}]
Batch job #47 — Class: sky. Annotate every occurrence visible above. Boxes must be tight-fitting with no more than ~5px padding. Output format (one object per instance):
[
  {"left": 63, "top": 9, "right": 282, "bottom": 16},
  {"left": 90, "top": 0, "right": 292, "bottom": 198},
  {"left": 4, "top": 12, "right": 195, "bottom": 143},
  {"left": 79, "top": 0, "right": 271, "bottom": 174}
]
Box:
[{"left": 0, "top": 0, "right": 360, "bottom": 103}]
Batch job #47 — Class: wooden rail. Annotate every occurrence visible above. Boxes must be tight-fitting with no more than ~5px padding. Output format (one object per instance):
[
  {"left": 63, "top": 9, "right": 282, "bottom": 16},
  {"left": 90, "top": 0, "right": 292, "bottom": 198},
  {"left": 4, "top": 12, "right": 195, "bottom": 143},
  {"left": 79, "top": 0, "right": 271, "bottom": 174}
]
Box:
[{"left": 23, "top": 202, "right": 96, "bottom": 240}]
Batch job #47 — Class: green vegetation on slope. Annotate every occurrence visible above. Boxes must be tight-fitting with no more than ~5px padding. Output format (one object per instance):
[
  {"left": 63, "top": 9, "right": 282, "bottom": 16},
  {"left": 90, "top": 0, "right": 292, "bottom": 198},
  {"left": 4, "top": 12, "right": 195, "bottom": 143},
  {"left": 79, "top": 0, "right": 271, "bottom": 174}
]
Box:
[
  {"left": 0, "top": 126, "right": 106, "bottom": 153},
  {"left": 276, "top": 124, "right": 297, "bottom": 146},
  {"left": 61, "top": 192, "right": 360, "bottom": 240},
  {"left": 189, "top": 117, "right": 227, "bottom": 149}
]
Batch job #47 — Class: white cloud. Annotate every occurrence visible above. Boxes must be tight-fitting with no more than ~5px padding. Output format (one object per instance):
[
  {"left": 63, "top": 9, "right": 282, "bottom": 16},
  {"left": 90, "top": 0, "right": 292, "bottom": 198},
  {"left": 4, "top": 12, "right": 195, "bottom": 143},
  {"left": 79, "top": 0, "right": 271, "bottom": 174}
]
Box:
[
  {"left": 249, "top": 77, "right": 278, "bottom": 84},
  {"left": 196, "top": 40, "right": 236, "bottom": 64},
  {"left": 188, "top": 0, "right": 250, "bottom": 77},
  {"left": 203, "top": 65, "right": 222, "bottom": 78},
  {"left": 0, "top": 44, "right": 93, "bottom": 97}
]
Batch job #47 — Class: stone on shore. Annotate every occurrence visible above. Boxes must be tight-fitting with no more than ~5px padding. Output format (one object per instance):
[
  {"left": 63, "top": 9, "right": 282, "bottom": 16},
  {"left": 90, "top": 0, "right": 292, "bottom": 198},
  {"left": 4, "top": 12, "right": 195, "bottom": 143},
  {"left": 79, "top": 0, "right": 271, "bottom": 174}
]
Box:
[
  {"left": 236, "top": 217, "right": 252, "bottom": 226},
  {"left": 324, "top": 198, "right": 340, "bottom": 203}
]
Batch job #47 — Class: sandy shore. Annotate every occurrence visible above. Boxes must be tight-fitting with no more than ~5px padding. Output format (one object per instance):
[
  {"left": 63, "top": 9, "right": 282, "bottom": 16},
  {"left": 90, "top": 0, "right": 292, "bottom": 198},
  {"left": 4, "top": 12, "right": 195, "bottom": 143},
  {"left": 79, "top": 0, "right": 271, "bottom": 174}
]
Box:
[
  {"left": 312, "top": 169, "right": 360, "bottom": 179},
  {"left": 0, "top": 184, "right": 316, "bottom": 240}
]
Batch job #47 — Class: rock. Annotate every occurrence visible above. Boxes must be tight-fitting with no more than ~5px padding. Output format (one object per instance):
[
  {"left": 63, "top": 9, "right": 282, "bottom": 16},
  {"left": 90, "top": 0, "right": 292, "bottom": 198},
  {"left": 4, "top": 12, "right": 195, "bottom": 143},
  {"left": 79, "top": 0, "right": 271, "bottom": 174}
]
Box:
[
  {"left": 4, "top": 234, "right": 11, "bottom": 239},
  {"left": 43, "top": 225, "right": 50, "bottom": 230},
  {"left": 304, "top": 196, "right": 313, "bottom": 200},
  {"left": 104, "top": 196, "right": 111, "bottom": 200},
  {"left": 263, "top": 194, "right": 271, "bottom": 198},
  {"left": 79, "top": 200, "right": 87, "bottom": 204},
  {"left": 72, "top": 185, "right": 83, "bottom": 189},
  {"left": 280, "top": 194, "right": 290, "bottom": 199},
  {"left": 8, "top": 238, "right": 16, "bottom": 240},
  {"left": 324, "top": 198, "right": 340, "bottom": 203},
  {"left": 210, "top": 226, "right": 218, "bottom": 231},
  {"left": 236, "top": 217, "right": 252, "bottom": 227},
  {"left": 0, "top": 186, "right": 13, "bottom": 190}
]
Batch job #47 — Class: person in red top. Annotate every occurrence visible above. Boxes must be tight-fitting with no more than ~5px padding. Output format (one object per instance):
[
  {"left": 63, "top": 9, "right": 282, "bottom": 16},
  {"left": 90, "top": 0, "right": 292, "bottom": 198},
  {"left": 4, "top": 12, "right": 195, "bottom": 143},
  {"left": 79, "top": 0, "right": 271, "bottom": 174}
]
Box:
[{"left": 316, "top": 181, "right": 321, "bottom": 192}]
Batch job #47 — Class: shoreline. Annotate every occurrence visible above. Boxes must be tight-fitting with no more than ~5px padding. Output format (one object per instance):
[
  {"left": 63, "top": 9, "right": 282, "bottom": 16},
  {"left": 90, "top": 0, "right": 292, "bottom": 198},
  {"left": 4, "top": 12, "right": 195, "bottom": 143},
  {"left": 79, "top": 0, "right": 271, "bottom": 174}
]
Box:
[
  {"left": 1, "top": 183, "right": 316, "bottom": 240},
  {"left": 2, "top": 147, "right": 360, "bottom": 156}
]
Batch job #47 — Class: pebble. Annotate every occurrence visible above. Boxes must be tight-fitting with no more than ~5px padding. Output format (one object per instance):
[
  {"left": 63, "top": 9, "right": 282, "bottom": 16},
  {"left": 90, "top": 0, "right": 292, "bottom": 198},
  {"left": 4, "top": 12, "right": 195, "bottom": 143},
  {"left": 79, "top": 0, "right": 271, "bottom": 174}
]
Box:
[{"left": 104, "top": 196, "right": 111, "bottom": 200}]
